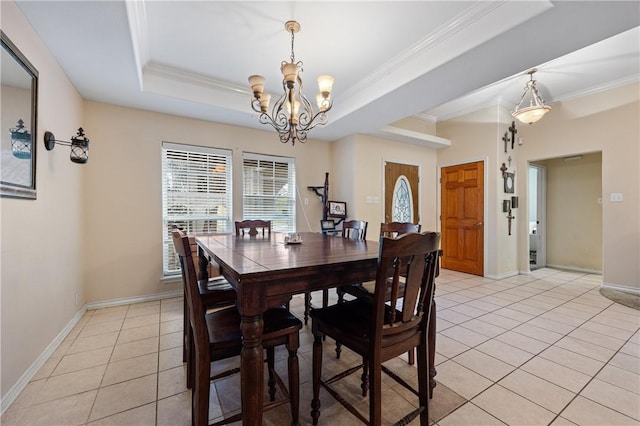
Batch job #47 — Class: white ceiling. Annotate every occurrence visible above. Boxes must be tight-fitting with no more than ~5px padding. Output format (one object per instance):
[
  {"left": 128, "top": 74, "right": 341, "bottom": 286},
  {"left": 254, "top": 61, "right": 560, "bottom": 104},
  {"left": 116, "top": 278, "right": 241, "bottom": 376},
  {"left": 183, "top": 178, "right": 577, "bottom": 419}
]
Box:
[{"left": 15, "top": 1, "right": 640, "bottom": 144}]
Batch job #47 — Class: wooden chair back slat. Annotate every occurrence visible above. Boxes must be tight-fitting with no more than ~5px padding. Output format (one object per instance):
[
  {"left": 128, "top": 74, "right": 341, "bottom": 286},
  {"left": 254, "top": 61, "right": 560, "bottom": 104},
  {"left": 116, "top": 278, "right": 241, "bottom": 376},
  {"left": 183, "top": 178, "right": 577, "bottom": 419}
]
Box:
[
  {"left": 342, "top": 220, "right": 368, "bottom": 240},
  {"left": 235, "top": 220, "right": 271, "bottom": 237},
  {"left": 380, "top": 221, "right": 421, "bottom": 238}
]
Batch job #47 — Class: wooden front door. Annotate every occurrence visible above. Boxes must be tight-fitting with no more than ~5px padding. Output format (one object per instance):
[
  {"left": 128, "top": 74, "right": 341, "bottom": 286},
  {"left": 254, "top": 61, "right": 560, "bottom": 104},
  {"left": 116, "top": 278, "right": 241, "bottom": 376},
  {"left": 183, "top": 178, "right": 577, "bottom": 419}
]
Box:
[
  {"left": 441, "top": 161, "right": 484, "bottom": 275},
  {"left": 384, "top": 162, "right": 419, "bottom": 224}
]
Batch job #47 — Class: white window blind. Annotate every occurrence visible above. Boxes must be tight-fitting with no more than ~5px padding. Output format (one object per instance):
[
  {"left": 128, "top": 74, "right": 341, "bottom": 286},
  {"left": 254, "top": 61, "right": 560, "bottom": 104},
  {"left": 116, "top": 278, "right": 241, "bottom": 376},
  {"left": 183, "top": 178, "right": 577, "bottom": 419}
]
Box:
[
  {"left": 162, "top": 142, "right": 232, "bottom": 276},
  {"left": 242, "top": 152, "right": 296, "bottom": 233}
]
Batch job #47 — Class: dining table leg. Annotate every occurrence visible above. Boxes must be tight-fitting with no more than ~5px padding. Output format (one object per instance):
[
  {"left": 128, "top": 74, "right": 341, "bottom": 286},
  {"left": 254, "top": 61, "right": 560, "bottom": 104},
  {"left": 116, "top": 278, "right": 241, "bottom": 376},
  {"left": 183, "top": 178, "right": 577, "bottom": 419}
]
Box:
[{"left": 240, "top": 312, "right": 264, "bottom": 426}]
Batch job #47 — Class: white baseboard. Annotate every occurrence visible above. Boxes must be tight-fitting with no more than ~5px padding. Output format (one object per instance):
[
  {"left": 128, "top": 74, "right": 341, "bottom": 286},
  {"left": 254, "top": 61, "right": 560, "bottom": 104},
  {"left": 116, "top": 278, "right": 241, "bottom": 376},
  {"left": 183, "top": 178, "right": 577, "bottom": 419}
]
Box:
[
  {"left": 1, "top": 306, "right": 87, "bottom": 415},
  {"left": 546, "top": 264, "right": 602, "bottom": 275},
  {"left": 1, "top": 290, "right": 182, "bottom": 415},
  {"left": 485, "top": 271, "right": 519, "bottom": 280},
  {"left": 85, "top": 290, "right": 182, "bottom": 310},
  {"left": 601, "top": 282, "right": 640, "bottom": 296}
]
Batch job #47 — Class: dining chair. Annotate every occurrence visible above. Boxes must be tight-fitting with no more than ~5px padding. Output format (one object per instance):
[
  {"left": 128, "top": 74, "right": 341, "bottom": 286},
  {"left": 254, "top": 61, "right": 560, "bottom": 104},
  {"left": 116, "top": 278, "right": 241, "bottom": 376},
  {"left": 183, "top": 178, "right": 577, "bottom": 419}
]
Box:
[
  {"left": 338, "top": 222, "right": 421, "bottom": 300},
  {"left": 171, "top": 226, "right": 237, "bottom": 382},
  {"left": 336, "top": 221, "right": 422, "bottom": 364},
  {"left": 235, "top": 219, "right": 271, "bottom": 236},
  {"left": 310, "top": 231, "right": 440, "bottom": 426},
  {"left": 303, "top": 220, "right": 368, "bottom": 325},
  {"left": 172, "top": 230, "right": 302, "bottom": 426}
]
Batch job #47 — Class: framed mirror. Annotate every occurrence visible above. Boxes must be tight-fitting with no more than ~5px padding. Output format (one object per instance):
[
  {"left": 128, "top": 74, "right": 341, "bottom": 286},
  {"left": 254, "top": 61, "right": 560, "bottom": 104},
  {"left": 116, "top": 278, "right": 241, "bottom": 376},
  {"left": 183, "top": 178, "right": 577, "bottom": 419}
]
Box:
[{"left": 1, "top": 30, "right": 38, "bottom": 199}]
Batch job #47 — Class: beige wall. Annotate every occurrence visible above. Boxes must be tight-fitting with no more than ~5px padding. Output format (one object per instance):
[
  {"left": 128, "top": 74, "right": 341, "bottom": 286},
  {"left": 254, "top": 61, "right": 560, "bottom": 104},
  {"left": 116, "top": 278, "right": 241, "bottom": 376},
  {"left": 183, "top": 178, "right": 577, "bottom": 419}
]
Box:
[
  {"left": 83, "top": 102, "right": 330, "bottom": 303},
  {"left": 436, "top": 106, "right": 519, "bottom": 278},
  {"left": 330, "top": 134, "right": 439, "bottom": 239},
  {"left": 517, "top": 83, "right": 639, "bottom": 291},
  {"left": 1, "top": 0, "right": 85, "bottom": 401},
  {"left": 534, "top": 153, "right": 603, "bottom": 272}
]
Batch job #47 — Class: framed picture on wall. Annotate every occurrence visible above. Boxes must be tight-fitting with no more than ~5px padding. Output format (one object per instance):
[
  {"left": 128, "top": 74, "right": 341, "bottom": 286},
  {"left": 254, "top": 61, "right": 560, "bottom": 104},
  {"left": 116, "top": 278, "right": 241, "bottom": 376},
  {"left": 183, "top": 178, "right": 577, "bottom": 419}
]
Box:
[
  {"left": 504, "top": 172, "right": 515, "bottom": 194},
  {"left": 328, "top": 200, "right": 347, "bottom": 218}
]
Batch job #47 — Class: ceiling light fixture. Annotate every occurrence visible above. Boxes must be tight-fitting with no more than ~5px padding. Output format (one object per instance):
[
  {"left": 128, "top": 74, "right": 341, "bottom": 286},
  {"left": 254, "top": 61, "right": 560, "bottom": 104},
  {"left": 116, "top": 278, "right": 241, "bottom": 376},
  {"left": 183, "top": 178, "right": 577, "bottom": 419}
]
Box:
[
  {"left": 512, "top": 69, "right": 551, "bottom": 124},
  {"left": 249, "top": 20, "right": 334, "bottom": 146}
]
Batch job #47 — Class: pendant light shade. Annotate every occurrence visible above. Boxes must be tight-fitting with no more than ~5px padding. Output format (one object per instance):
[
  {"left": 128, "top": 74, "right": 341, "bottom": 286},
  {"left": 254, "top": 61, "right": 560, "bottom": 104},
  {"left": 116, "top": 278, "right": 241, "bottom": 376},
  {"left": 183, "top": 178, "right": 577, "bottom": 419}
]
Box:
[{"left": 512, "top": 69, "right": 551, "bottom": 124}]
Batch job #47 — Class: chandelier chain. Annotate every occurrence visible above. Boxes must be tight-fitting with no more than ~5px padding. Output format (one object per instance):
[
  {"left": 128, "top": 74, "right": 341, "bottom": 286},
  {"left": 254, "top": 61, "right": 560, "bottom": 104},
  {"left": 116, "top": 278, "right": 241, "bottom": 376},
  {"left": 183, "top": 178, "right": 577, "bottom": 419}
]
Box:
[{"left": 290, "top": 27, "right": 295, "bottom": 63}]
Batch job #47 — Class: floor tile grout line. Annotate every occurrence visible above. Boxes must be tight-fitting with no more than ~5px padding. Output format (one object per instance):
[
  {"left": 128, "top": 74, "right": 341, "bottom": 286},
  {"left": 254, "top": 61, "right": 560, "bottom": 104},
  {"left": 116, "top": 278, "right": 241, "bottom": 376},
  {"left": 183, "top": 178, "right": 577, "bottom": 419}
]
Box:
[
  {"left": 84, "top": 303, "right": 130, "bottom": 425},
  {"left": 549, "top": 329, "right": 640, "bottom": 425},
  {"left": 155, "top": 300, "right": 163, "bottom": 426},
  {"left": 437, "top": 274, "right": 626, "bottom": 366},
  {"left": 434, "top": 278, "right": 634, "bottom": 397}
]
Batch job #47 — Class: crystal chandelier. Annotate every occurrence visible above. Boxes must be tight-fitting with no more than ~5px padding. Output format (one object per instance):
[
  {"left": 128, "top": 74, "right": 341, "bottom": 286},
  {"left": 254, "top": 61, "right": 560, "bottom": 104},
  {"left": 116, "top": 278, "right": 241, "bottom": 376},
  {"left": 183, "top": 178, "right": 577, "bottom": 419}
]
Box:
[
  {"left": 249, "top": 21, "right": 334, "bottom": 145},
  {"left": 512, "top": 69, "right": 551, "bottom": 124}
]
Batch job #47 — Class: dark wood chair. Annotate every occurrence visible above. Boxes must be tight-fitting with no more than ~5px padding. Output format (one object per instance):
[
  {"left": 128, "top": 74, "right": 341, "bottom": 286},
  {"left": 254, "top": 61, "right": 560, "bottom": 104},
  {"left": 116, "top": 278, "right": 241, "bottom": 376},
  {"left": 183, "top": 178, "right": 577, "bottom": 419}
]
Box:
[
  {"left": 310, "top": 232, "right": 440, "bottom": 426},
  {"left": 172, "top": 230, "right": 302, "bottom": 426},
  {"left": 337, "top": 222, "right": 421, "bottom": 303},
  {"left": 336, "top": 222, "right": 422, "bottom": 364},
  {"left": 235, "top": 219, "right": 271, "bottom": 236},
  {"left": 304, "top": 220, "right": 369, "bottom": 325},
  {"left": 171, "top": 226, "right": 237, "bottom": 381}
]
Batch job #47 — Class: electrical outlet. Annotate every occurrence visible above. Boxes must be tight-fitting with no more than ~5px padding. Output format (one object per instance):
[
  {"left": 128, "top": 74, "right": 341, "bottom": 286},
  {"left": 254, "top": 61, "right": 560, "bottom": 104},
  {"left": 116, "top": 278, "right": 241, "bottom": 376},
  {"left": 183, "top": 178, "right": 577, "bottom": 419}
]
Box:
[
  {"left": 304, "top": 198, "right": 309, "bottom": 205},
  {"left": 610, "top": 193, "right": 623, "bottom": 202}
]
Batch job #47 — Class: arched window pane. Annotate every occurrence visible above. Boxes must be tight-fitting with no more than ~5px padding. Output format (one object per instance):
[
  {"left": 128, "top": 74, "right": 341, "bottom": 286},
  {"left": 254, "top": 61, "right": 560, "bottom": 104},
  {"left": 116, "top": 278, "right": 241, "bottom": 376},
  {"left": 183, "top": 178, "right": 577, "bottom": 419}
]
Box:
[{"left": 392, "top": 176, "right": 413, "bottom": 222}]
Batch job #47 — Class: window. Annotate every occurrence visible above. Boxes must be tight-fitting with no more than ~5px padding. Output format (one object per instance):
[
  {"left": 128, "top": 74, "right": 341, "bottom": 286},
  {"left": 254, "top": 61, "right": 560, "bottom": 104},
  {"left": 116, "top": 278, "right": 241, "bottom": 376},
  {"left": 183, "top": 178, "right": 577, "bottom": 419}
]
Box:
[
  {"left": 392, "top": 175, "right": 413, "bottom": 222},
  {"left": 242, "top": 152, "right": 296, "bottom": 233},
  {"left": 162, "top": 142, "right": 232, "bottom": 276}
]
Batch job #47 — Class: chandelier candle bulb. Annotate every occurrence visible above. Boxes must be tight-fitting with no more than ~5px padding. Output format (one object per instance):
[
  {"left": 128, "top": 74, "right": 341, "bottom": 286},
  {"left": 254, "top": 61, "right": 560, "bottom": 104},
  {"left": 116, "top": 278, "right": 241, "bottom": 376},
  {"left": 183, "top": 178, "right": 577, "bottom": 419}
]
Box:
[
  {"left": 259, "top": 93, "right": 271, "bottom": 112},
  {"left": 248, "top": 75, "right": 265, "bottom": 96},
  {"left": 281, "top": 62, "right": 299, "bottom": 84},
  {"left": 317, "top": 75, "right": 334, "bottom": 96}
]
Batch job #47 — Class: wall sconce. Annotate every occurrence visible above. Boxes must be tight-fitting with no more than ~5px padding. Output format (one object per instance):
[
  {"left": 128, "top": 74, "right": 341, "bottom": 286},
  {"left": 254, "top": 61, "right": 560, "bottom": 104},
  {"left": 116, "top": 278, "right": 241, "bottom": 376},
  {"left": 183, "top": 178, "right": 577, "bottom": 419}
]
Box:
[
  {"left": 505, "top": 196, "right": 519, "bottom": 235},
  {"left": 10, "top": 119, "right": 32, "bottom": 159},
  {"left": 44, "top": 128, "right": 90, "bottom": 164}
]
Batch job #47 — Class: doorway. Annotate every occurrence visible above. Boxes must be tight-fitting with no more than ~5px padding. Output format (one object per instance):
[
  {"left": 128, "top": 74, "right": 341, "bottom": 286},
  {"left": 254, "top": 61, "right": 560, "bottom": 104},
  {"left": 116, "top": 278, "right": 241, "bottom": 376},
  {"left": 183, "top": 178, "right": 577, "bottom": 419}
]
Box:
[
  {"left": 440, "top": 161, "right": 484, "bottom": 276},
  {"left": 528, "top": 164, "right": 546, "bottom": 270}
]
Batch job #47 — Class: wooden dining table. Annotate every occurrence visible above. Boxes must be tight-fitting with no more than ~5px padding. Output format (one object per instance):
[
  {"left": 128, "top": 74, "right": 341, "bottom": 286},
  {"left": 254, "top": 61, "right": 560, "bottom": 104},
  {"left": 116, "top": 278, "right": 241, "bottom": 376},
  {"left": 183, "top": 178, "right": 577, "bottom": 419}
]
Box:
[{"left": 196, "top": 231, "right": 437, "bottom": 426}]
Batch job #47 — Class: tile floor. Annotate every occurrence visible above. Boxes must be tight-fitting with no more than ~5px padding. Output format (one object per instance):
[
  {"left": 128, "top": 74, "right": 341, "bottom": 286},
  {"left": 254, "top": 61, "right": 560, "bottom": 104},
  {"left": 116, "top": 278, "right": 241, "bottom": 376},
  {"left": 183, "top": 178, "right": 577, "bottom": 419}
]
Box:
[{"left": 2, "top": 268, "right": 639, "bottom": 425}]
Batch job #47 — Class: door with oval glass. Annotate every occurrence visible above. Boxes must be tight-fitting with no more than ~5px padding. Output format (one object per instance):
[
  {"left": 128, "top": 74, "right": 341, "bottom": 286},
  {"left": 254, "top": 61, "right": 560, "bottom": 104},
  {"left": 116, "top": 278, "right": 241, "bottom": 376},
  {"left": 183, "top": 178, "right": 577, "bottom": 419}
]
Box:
[{"left": 384, "top": 161, "right": 419, "bottom": 224}]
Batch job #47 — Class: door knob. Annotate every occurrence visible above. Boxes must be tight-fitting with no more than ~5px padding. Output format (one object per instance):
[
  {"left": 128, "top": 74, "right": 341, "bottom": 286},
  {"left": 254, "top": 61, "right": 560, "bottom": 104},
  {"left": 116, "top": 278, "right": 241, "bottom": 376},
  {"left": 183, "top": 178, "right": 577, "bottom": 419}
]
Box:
[{"left": 475, "top": 222, "right": 483, "bottom": 226}]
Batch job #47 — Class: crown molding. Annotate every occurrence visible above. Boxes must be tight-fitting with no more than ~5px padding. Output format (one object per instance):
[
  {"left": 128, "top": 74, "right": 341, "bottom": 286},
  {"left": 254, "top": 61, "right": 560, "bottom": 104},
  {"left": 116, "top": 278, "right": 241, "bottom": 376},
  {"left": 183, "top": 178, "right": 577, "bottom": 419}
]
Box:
[
  {"left": 144, "top": 62, "right": 249, "bottom": 95},
  {"left": 550, "top": 74, "right": 640, "bottom": 104},
  {"left": 374, "top": 125, "right": 451, "bottom": 149},
  {"left": 125, "top": 0, "right": 149, "bottom": 90}
]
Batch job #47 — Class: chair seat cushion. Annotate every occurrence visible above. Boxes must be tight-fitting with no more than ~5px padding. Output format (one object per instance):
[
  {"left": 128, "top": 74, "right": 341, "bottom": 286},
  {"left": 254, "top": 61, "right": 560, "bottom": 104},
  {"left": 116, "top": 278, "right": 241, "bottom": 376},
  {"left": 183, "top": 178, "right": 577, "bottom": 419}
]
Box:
[
  {"left": 310, "top": 299, "right": 379, "bottom": 355},
  {"left": 340, "top": 278, "right": 404, "bottom": 301},
  {"left": 206, "top": 306, "right": 302, "bottom": 359},
  {"left": 198, "top": 276, "right": 237, "bottom": 308}
]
